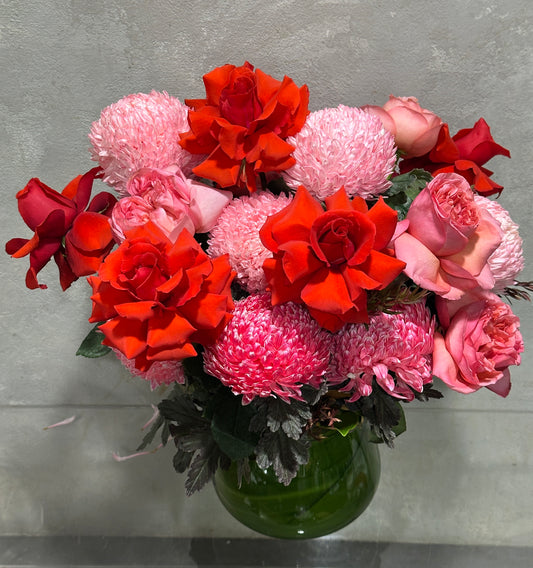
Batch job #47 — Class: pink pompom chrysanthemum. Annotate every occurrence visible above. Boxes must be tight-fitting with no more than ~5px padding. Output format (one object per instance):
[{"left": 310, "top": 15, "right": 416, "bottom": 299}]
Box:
[
  {"left": 203, "top": 294, "right": 333, "bottom": 404},
  {"left": 113, "top": 349, "right": 186, "bottom": 390},
  {"left": 329, "top": 302, "right": 435, "bottom": 401},
  {"left": 282, "top": 105, "right": 397, "bottom": 200},
  {"left": 89, "top": 91, "right": 201, "bottom": 193},
  {"left": 208, "top": 191, "right": 293, "bottom": 293},
  {"left": 474, "top": 195, "right": 524, "bottom": 291}
]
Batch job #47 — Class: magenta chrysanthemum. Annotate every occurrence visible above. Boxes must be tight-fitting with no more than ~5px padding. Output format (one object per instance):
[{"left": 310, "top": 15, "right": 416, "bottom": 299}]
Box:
[
  {"left": 89, "top": 91, "right": 201, "bottom": 193},
  {"left": 329, "top": 302, "right": 435, "bottom": 401},
  {"left": 474, "top": 195, "right": 524, "bottom": 291},
  {"left": 208, "top": 191, "right": 293, "bottom": 293},
  {"left": 113, "top": 349, "right": 186, "bottom": 390},
  {"left": 282, "top": 105, "right": 397, "bottom": 200},
  {"left": 203, "top": 294, "right": 332, "bottom": 404}
]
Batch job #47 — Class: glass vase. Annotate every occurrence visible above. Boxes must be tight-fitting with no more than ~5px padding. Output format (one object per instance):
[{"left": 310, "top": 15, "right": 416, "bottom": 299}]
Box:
[{"left": 213, "top": 421, "right": 380, "bottom": 539}]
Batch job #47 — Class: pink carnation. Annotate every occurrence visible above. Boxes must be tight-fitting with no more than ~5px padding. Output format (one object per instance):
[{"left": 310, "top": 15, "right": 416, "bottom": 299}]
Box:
[
  {"left": 113, "top": 349, "right": 186, "bottom": 390},
  {"left": 111, "top": 167, "right": 231, "bottom": 241},
  {"left": 89, "top": 91, "right": 201, "bottom": 193},
  {"left": 208, "top": 191, "right": 292, "bottom": 293},
  {"left": 329, "top": 302, "right": 435, "bottom": 401},
  {"left": 474, "top": 195, "right": 524, "bottom": 291},
  {"left": 282, "top": 105, "right": 397, "bottom": 200},
  {"left": 203, "top": 294, "right": 333, "bottom": 404}
]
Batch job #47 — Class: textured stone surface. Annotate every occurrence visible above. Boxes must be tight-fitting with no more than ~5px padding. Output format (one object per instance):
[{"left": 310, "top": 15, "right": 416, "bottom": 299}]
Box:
[{"left": 1, "top": 0, "right": 532, "bottom": 546}]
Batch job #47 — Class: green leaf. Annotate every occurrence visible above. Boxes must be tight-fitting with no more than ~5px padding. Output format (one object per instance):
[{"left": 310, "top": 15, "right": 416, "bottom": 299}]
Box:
[
  {"left": 387, "top": 169, "right": 433, "bottom": 196},
  {"left": 347, "top": 384, "right": 407, "bottom": 447},
  {"left": 210, "top": 392, "right": 259, "bottom": 461},
  {"left": 255, "top": 430, "right": 309, "bottom": 486},
  {"left": 176, "top": 430, "right": 212, "bottom": 453},
  {"left": 368, "top": 403, "right": 406, "bottom": 444},
  {"left": 184, "top": 438, "right": 223, "bottom": 495},
  {"left": 76, "top": 324, "right": 111, "bottom": 358},
  {"left": 414, "top": 383, "right": 444, "bottom": 402},
  {"left": 332, "top": 411, "right": 362, "bottom": 437},
  {"left": 385, "top": 169, "right": 433, "bottom": 220},
  {"left": 266, "top": 176, "right": 291, "bottom": 196},
  {"left": 236, "top": 458, "right": 251, "bottom": 488},
  {"left": 136, "top": 414, "right": 165, "bottom": 452},
  {"left": 249, "top": 398, "right": 311, "bottom": 440},
  {"left": 158, "top": 394, "right": 205, "bottom": 427},
  {"left": 173, "top": 449, "right": 193, "bottom": 474}
]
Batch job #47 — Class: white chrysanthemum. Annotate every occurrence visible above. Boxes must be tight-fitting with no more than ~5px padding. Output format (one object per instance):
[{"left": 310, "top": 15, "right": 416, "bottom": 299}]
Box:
[
  {"left": 475, "top": 195, "right": 524, "bottom": 291},
  {"left": 89, "top": 91, "right": 201, "bottom": 193},
  {"left": 282, "top": 105, "right": 397, "bottom": 200},
  {"left": 208, "top": 191, "right": 293, "bottom": 293}
]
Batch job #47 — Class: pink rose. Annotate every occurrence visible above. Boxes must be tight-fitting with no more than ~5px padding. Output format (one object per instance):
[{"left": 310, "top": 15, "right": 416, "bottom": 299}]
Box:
[
  {"left": 360, "top": 105, "right": 397, "bottom": 136},
  {"left": 433, "top": 293, "right": 523, "bottom": 397},
  {"left": 111, "top": 195, "right": 194, "bottom": 242},
  {"left": 112, "top": 167, "right": 232, "bottom": 241},
  {"left": 373, "top": 95, "right": 442, "bottom": 158},
  {"left": 394, "top": 173, "right": 502, "bottom": 300}
]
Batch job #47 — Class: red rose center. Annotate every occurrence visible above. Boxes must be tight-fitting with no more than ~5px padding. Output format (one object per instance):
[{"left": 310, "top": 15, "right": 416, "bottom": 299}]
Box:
[
  {"left": 219, "top": 71, "right": 262, "bottom": 128},
  {"left": 119, "top": 245, "right": 168, "bottom": 301},
  {"left": 310, "top": 211, "right": 376, "bottom": 267}
]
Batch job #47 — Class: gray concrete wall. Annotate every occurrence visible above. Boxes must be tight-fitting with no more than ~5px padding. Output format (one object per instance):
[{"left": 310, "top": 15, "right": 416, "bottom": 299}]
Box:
[{"left": 1, "top": 0, "right": 532, "bottom": 545}]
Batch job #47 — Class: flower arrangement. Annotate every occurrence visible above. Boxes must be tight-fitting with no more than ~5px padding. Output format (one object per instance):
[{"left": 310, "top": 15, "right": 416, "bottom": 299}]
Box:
[{"left": 6, "top": 62, "right": 528, "bottom": 496}]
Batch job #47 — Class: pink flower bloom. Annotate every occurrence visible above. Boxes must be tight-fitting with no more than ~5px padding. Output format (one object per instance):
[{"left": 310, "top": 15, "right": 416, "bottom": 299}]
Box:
[
  {"left": 113, "top": 348, "right": 186, "bottom": 389},
  {"left": 208, "top": 191, "right": 293, "bottom": 293},
  {"left": 203, "top": 294, "right": 333, "bottom": 404},
  {"left": 359, "top": 105, "right": 397, "bottom": 136},
  {"left": 111, "top": 167, "right": 231, "bottom": 241},
  {"left": 329, "top": 302, "right": 435, "bottom": 402},
  {"left": 89, "top": 91, "right": 202, "bottom": 193},
  {"left": 433, "top": 293, "right": 523, "bottom": 397},
  {"left": 282, "top": 105, "right": 397, "bottom": 200},
  {"left": 474, "top": 195, "right": 524, "bottom": 291},
  {"left": 394, "top": 173, "right": 502, "bottom": 300},
  {"left": 364, "top": 95, "right": 442, "bottom": 158},
  {"left": 111, "top": 195, "right": 194, "bottom": 243}
]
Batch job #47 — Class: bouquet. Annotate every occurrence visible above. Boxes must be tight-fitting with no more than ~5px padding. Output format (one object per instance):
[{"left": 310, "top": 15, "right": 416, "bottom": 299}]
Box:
[{"left": 6, "top": 62, "right": 527, "bottom": 496}]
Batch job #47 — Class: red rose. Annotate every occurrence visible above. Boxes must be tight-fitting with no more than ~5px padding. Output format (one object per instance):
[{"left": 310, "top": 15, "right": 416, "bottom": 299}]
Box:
[
  {"left": 5, "top": 167, "right": 116, "bottom": 290},
  {"left": 260, "top": 186, "right": 405, "bottom": 331},
  {"left": 88, "top": 223, "right": 235, "bottom": 371},
  {"left": 399, "top": 118, "right": 511, "bottom": 196},
  {"left": 179, "top": 62, "right": 309, "bottom": 193}
]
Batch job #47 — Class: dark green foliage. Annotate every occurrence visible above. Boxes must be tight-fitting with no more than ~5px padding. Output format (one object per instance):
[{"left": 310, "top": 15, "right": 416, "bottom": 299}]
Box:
[
  {"left": 249, "top": 397, "right": 313, "bottom": 484},
  {"left": 183, "top": 435, "right": 230, "bottom": 496},
  {"left": 136, "top": 414, "right": 166, "bottom": 452},
  {"left": 413, "top": 383, "right": 444, "bottom": 402},
  {"left": 266, "top": 175, "right": 292, "bottom": 196},
  {"left": 135, "top": 350, "right": 438, "bottom": 493},
  {"left": 384, "top": 169, "right": 432, "bottom": 219},
  {"left": 347, "top": 383, "right": 407, "bottom": 447},
  {"left": 255, "top": 430, "right": 310, "bottom": 486},
  {"left": 76, "top": 324, "right": 111, "bottom": 358},
  {"left": 250, "top": 397, "right": 312, "bottom": 440},
  {"left": 140, "top": 370, "right": 258, "bottom": 494},
  {"left": 210, "top": 391, "right": 259, "bottom": 460}
]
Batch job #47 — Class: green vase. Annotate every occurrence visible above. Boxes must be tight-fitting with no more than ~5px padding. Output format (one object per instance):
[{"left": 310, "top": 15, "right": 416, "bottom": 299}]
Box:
[{"left": 214, "top": 422, "right": 380, "bottom": 539}]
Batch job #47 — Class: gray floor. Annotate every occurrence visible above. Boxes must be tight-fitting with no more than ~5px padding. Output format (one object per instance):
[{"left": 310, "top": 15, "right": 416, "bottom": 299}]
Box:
[{"left": 0, "top": 537, "right": 531, "bottom": 568}]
